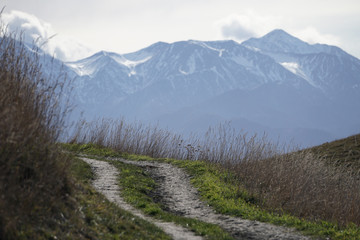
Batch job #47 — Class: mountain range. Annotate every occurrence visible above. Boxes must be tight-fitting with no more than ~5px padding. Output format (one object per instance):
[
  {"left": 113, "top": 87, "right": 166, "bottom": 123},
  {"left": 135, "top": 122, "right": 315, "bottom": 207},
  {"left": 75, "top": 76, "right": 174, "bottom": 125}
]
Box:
[{"left": 56, "top": 29, "right": 360, "bottom": 147}]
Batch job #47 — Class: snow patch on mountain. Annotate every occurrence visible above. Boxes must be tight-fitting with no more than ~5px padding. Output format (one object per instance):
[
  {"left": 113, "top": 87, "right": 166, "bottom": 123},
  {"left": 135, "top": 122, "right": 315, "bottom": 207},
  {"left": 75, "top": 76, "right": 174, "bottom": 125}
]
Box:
[
  {"left": 179, "top": 67, "right": 189, "bottom": 75},
  {"left": 67, "top": 62, "right": 95, "bottom": 76},
  {"left": 66, "top": 51, "right": 152, "bottom": 77},
  {"left": 112, "top": 55, "right": 152, "bottom": 68},
  {"left": 280, "top": 62, "right": 299, "bottom": 74},
  {"left": 112, "top": 55, "right": 152, "bottom": 76},
  {"left": 244, "top": 45, "right": 261, "bottom": 52},
  {"left": 190, "top": 40, "right": 225, "bottom": 57},
  {"left": 280, "top": 61, "right": 318, "bottom": 88}
]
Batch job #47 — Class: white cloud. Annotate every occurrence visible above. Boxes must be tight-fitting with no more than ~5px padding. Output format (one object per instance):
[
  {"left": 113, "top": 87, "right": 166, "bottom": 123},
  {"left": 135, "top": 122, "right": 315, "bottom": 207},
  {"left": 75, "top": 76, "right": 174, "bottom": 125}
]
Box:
[
  {"left": 2, "top": 10, "right": 54, "bottom": 43},
  {"left": 292, "top": 27, "right": 341, "bottom": 46},
  {"left": 1, "top": 10, "right": 94, "bottom": 61},
  {"left": 216, "top": 12, "right": 342, "bottom": 48},
  {"left": 215, "top": 12, "right": 283, "bottom": 42}
]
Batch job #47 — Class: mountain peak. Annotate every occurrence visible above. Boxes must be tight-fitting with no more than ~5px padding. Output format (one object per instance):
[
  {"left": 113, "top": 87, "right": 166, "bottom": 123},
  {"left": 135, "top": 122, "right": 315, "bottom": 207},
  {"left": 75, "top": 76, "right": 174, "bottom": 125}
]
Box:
[
  {"left": 242, "top": 29, "right": 352, "bottom": 59},
  {"left": 262, "top": 29, "right": 307, "bottom": 46},
  {"left": 242, "top": 29, "right": 313, "bottom": 54},
  {"left": 262, "top": 29, "right": 298, "bottom": 41},
  {"left": 88, "top": 50, "right": 116, "bottom": 59},
  {"left": 264, "top": 29, "right": 291, "bottom": 36}
]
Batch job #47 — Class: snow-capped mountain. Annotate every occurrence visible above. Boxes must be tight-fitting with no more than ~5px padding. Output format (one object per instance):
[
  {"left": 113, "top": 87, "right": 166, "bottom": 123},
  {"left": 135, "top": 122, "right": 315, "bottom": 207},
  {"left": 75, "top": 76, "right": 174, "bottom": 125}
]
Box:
[
  {"left": 67, "top": 37, "right": 306, "bottom": 116},
  {"left": 64, "top": 29, "right": 360, "bottom": 146},
  {"left": 243, "top": 29, "right": 360, "bottom": 99}
]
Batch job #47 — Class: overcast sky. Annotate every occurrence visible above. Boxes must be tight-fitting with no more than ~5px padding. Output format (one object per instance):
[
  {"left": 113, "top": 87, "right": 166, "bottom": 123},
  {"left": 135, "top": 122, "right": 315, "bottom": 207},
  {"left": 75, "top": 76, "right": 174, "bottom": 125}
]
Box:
[{"left": 2, "top": 0, "right": 360, "bottom": 61}]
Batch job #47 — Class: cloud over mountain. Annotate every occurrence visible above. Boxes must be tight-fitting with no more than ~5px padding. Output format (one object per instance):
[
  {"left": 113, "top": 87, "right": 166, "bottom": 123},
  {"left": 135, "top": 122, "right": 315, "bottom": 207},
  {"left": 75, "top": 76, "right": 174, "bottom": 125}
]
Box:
[
  {"left": 216, "top": 11, "right": 342, "bottom": 49},
  {"left": 2, "top": 10, "right": 94, "bottom": 61},
  {"left": 216, "top": 12, "right": 282, "bottom": 41}
]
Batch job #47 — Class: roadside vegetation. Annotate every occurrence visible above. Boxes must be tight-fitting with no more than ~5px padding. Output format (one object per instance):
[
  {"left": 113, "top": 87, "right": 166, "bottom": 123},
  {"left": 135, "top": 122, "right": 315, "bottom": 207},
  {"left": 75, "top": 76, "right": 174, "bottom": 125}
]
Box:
[
  {"left": 0, "top": 26, "right": 171, "bottom": 239},
  {"left": 68, "top": 119, "right": 360, "bottom": 240},
  {"left": 0, "top": 26, "right": 71, "bottom": 238}
]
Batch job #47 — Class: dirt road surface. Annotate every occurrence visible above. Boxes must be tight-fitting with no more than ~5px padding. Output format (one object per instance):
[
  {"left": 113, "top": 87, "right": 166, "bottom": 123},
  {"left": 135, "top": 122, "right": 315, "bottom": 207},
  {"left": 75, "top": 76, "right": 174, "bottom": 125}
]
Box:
[
  {"left": 82, "top": 157, "right": 310, "bottom": 240},
  {"left": 82, "top": 157, "right": 203, "bottom": 240}
]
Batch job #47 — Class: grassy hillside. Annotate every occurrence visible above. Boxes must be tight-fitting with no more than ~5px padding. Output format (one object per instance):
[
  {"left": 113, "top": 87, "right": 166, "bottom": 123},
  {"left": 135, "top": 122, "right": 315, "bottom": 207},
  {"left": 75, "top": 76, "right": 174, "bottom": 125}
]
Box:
[{"left": 309, "top": 134, "right": 360, "bottom": 171}]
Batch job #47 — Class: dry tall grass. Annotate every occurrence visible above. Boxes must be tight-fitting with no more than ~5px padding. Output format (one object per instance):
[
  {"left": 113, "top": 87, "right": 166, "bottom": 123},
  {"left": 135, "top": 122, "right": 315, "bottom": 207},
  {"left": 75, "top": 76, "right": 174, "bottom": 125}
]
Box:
[
  {"left": 0, "top": 27, "right": 71, "bottom": 238},
  {"left": 233, "top": 151, "right": 360, "bottom": 226},
  {"left": 70, "top": 118, "right": 360, "bottom": 227}
]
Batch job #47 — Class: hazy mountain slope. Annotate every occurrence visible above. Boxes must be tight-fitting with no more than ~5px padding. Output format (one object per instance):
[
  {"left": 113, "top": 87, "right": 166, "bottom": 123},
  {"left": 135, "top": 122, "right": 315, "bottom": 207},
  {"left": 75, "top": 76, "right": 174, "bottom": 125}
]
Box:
[
  {"left": 67, "top": 38, "right": 307, "bottom": 117},
  {"left": 243, "top": 29, "right": 360, "bottom": 101},
  {"left": 63, "top": 29, "right": 360, "bottom": 146}
]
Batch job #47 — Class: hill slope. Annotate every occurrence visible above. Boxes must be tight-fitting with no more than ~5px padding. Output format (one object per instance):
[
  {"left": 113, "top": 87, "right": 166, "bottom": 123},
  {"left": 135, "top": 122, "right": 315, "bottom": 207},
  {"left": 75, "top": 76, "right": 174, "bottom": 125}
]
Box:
[{"left": 309, "top": 133, "right": 360, "bottom": 171}]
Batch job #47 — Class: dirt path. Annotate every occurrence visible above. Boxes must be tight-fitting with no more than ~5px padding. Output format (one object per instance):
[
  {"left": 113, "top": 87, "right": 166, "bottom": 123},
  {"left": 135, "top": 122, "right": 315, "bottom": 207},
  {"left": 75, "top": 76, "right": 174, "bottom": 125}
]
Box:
[
  {"left": 115, "top": 158, "right": 310, "bottom": 240},
  {"left": 81, "top": 157, "right": 203, "bottom": 240}
]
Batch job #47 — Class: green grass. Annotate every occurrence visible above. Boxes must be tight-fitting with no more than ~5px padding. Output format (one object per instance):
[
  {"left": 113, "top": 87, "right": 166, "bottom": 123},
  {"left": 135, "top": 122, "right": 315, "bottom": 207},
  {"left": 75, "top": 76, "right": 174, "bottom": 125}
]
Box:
[
  {"left": 63, "top": 143, "right": 122, "bottom": 158},
  {"left": 65, "top": 143, "right": 360, "bottom": 240}
]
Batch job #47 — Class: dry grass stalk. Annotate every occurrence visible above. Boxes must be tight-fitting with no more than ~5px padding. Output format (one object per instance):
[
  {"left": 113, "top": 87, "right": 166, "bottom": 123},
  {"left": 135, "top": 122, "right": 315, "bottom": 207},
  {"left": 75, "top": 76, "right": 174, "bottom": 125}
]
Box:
[{"left": 0, "top": 26, "right": 71, "bottom": 238}]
